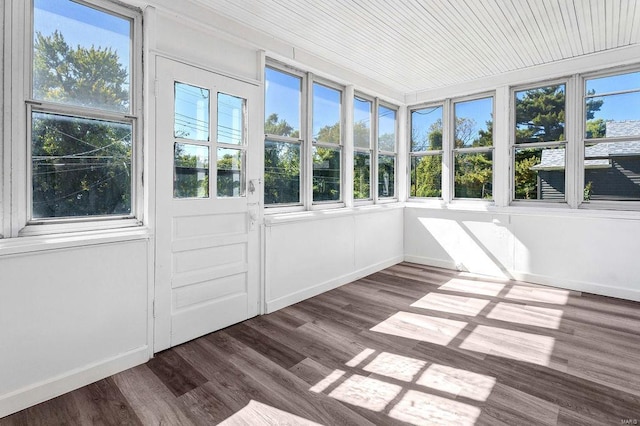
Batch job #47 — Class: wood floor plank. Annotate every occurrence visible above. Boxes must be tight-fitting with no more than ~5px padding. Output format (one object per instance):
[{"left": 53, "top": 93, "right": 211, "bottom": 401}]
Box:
[{"left": 3, "top": 262, "right": 640, "bottom": 425}]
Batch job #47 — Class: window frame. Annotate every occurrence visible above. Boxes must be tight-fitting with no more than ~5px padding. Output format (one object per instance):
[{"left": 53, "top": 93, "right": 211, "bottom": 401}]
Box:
[
  {"left": 579, "top": 66, "right": 640, "bottom": 210},
  {"left": 353, "top": 92, "right": 374, "bottom": 204},
  {"left": 263, "top": 64, "right": 305, "bottom": 212},
  {"left": 451, "top": 93, "right": 495, "bottom": 202},
  {"left": 12, "top": 0, "right": 143, "bottom": 237},
  {"left": 310, "top": 77, "right": 344, "bottom": 208},
  {"left": 408, "top": 102, "right": 445, "bottom": 200},
  {"left": 375, "top": 100, "right": 398, "bottom": 203},
  {"left": 264, "top": 61, "right": 346, "bottom": 213},
  {"left": 510, "top": 78, "right": 570, "bottom": 206}
]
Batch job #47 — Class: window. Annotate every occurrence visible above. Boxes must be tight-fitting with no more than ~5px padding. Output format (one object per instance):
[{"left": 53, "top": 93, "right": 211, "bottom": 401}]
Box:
[
  {"left": 453, "top": 97, "right": 493, "bottom": 199},
  {"left": 513, "top": 83, "right": 567, "bottom": 201},
  {"left": 312, "top": 83, "right": 342, "bottom": 202},
  {"left": 264, "top": 67, "right": 302, "bottom": 205},
  {"left": 410, "top": 105, "right": 443, "bottom": 198},
  {"left": 29, "top": 0, "right": 139, "bottom": 223},
  {"left": 583, "top": 70, "right": 640, "bottom": 202},
  {"left": 264, "top": 64, "right": 344, "bottom": 209},
  {"left": 354, "top": 96, "right": 372, "bottom": 200},
  {"left": 377, "top": 104, "right": 397, "bottom": 199}
]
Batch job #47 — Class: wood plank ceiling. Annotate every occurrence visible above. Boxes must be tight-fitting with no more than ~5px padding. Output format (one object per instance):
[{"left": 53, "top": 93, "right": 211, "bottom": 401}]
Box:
[{"left": 196, "top": 0, "right": 640, "bottom": 94}]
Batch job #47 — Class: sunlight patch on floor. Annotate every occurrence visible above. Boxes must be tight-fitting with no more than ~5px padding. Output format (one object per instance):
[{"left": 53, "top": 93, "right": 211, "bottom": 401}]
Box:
[
  {"left": 505, "top": 285, "right": 569, "bottom": 305},
  {"left": 438, "top": 278, "right": 505, "bottom": 297},
  {"left": 309, "top": 369, "right": 345, "bottom": 393},
  {"left": 417, "top": 364, "right": 496, "bottom": 402},
  {"left": 370, "top": 311, "right": 468, "bottom": 345},
  {"left": 460, "top": 325, "right": 555, "bottom": 366},
  {"left": 411, "top": 292, "right": 491, "bottom": 316},
  {"left": 328, "top": 375, "right": 402, "bottom": 412},
  {"left": 487, "top": 302, "right": 564, "bottom": 329},
  {"left": 219, "top": 400, "right": 323, "bottom": 426},
  {"left": 389, "top": 389, "right": 481, "bottom": 426},
  {"left": 345, "top": 348, "right": 375, "bottom": 367},
  {"left": 363, "top": 352, "right": 426, "bottom": 382}
]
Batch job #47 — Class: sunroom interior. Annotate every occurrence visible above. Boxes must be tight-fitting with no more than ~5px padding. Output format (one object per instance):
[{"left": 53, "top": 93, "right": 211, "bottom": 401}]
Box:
[{"left": 1, "top": 0, "right": 640, "bottom": 423}]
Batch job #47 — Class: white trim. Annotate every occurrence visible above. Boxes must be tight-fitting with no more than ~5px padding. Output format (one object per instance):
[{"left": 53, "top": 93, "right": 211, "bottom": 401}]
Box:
[
  {"left": 264, "top": 202, "right": 404, "bottom": 226},
  {"left": 0, "top": 346, "right": 149, "bottom": 418},
  {"left": 265, "top": 255, "right": 404, "bottom": 313}
]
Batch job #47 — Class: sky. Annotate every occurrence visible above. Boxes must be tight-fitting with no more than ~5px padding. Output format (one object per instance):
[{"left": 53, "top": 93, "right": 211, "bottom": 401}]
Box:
[{"left": 34, "top": 0, "right": 131, "bottom": 73}]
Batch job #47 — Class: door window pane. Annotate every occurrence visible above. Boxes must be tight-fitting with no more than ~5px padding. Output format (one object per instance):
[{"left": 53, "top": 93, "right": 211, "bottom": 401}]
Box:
[
  {"left": 454, "top": 151, "right": 493, "bottom": 199},
  {"left": 514, "top": 147, "right": 566, "bottom": 200},
  {"left": 174, "top": 143, "right": 209, "bottom": 198},
  {"left": 264, "top": 140, "right": 300, "bottom": 204},
  {"left": 313, "top": 147, "right": 341, "bottom": 201},
  {"left": 454, "top": 98, "right": 493, "bottom": 148},
  {"left": 378, "top": 106, "right": 397, "bottom": 152},
  {"left": 515, "top": 85, "right": 565, "bottom": 143},
  {"left": 313, "top": 84, "right": 341, "bottom": 143},
  {"left": 378, "top": 154, "right": 395, "bottom": 198},
  {"left": 411, "top": 106, "right": 443, "bottom": 152},
  {"left": 265, "top": 68, "right": 301, "bottom": 137},
  {"left": 354, "top": 151, "right": 371, "bottom": 200},
  {"left": 584, "top": 142, "right": 640, "bottom": 201},
  {"left": 217, "top": 148, "right": 243, "bottom": 197},
  {"left": 218, "top": 93, "right": 244, "bottom": 145},
  {"left": 32, "top": 112, "right": 132, "bottom": 218},
  {"left": 354, "top": 97, "right": 371, "bottom": 149},
  {"left": 33, "top": 0, "right": 131, "bottom": 113},
  {"left": 411, "top": 155, "right": 442, "bottom": 197},
  {"left": 175, "top": 82, "right": 210, "bottom": 141}
]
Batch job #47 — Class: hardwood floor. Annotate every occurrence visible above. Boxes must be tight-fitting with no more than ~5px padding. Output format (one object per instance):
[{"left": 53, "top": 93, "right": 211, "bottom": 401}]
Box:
[{"left": 3, "top": 263, "right": 640, "bottom": 425}]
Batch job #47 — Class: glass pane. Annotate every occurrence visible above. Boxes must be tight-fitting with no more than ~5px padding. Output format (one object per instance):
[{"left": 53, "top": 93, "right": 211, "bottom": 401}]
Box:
[
  {"left": 313, "top": 83, "right": 341, "bottom": 143},
  {"left": 378, "top": 106, "right": 397, "bottom": 152},
  {"left": 313, "top": 147, "right": 341, "bottom": 201},
  {"left": 454, "top": 151, "right": 493, "bottom": 199},
  {"left": 584, "top": 92, "right": 640, "bottom": 139},
  {"left": 32, "top": 112, "right": 132, "bottom": 218},
  {"left": 217, "top": 148, "right": 243, "bottom": 197},
  {"left": 218, "top": 93, "right": 244, "bottom": 145},
  {"left": 175, "top": 82, "right": 209, "bottom": 141},
  {"left": 354, "top": 97, "right": 371, "bottom": 149},
  {"left": 411, "top": 106, "right": 443, "bottom": 152},
  {"left": 514, "top": 147, "right": 565, "bottom": 201},
  {"left": 454, "top": 97, "right": 493, "bottom": 148},
  {"left": 410, "top": 155, "right": 442, "bottom": 198},
  {"left": 586, "top": 71, "right": 640, "bottom": 95},
  {"left": 265, "top": 68, "right": 301, "bottom": 138},
  {"left": 264, "top": 140, "right": 300, "bottom": 204},
  {"left": 174, "top": 143, "right": 209, "bottom": 198},
  {"left": 33, "top": 0, "right": 131, "bottom": 113},
  {"left": 354, "top": 151, "right": 371, "bottom": 200},
  {"left": 584, "top": 141, "right": 640, "bottom": 201},
  {"left": 378, "top": 154, "right": 395, "bottom": 198},
  {"left": 515, "top": 85, "right": 565, "bottom": 143}
]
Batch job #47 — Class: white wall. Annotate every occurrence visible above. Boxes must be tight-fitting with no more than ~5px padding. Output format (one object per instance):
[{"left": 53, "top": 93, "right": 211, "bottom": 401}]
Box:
[
  {"left": 265, "top": 206, "right": 404, "bottom": 312},
  {"left": 405, "top": 207, "right": 640, "bottom": 301},
  {"left": 0, "top": 234, "right": 150, "bottom": 417}
]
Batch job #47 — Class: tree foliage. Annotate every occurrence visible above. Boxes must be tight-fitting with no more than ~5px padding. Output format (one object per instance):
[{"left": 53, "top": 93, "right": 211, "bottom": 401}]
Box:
[{"left": 32, "top": 31, "right": 132, "bottom": 218}]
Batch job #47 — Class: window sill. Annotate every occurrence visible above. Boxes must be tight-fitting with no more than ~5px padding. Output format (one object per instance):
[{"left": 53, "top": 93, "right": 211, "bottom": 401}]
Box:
[
  {"left": 264, "top": 202, "right": 404, "bottom": 226},
  {"left": 0, "top": 226, "right": 151, "bottom": 257},
  {"left": 405, "top": 200, "right": 640, "bottom": 221}
]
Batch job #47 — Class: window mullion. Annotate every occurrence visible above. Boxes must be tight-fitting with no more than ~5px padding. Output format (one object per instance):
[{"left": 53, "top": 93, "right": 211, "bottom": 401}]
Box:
[{"left": 441, "top": 99, "right": 452, "bottom": 203}]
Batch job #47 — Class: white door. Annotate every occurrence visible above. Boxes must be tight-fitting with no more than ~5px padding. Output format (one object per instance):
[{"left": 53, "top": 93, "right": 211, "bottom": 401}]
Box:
[{"left": 154, "top": 57, "right": 261, "bottom": 352}]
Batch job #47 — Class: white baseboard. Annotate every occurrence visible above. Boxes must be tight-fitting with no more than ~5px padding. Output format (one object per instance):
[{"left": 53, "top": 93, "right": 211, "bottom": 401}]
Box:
[
  {"left": 405, "top": 255, "right": 640, "bottom": 302},
  {"left": 265, "top": 255, "right": 404, "bottom": 313},
  {"left": 0, "top": 346, "right": 150, "bottom": 418}
]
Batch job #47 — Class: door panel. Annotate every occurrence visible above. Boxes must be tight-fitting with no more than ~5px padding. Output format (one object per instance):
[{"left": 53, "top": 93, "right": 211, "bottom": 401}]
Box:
[{"left": 154, "top": 57, "right": 260, "bottom": 351}]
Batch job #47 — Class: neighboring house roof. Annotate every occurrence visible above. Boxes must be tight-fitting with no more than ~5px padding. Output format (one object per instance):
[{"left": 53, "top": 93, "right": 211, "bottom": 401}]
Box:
[{"left": 531, "top": 120, "right": 640, "bottom": 171}]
